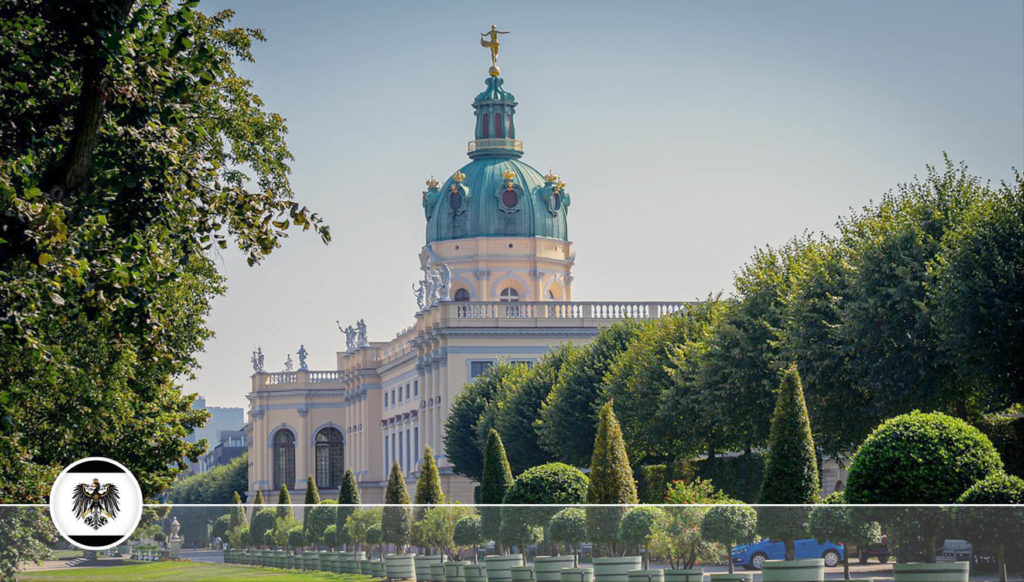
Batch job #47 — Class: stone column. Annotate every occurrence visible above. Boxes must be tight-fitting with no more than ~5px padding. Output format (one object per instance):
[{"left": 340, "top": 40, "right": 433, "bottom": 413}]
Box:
[{"left": 297, "top": 407, "right": 309, "bottom": 491}]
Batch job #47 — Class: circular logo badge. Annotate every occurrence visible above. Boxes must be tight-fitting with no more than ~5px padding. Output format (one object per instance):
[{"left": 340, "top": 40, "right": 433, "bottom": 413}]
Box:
[{"left": 49, "top": 457, "right": 143, "bottom": 550}]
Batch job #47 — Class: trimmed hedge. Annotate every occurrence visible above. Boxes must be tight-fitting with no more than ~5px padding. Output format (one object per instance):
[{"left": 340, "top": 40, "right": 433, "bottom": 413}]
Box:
[
  {"left": 693, "top": 454, "right": 765, "bottom": 503},
  {"left": 976, "top": 414, "right": 1024, "bottom": 477},
  {"left": 846, "top": 410, "right": 1004, "bottom": 503},
  {"left": 504, "top": 463, "right": 589, "bottom": 504},
  {"left": 637, "top": 464, "right": 669, "bottom": 503}
]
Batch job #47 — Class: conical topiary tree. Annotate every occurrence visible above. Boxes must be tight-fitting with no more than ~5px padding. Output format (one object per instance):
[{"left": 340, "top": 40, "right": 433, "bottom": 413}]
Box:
[
  {"left": 254, "top": 488, "right": 265, "bottom": 506},
  {"left": 586, "top": 400, "right": 637, "bottom": 555},
  {"left": 415, "top": 446, "right": 444, "bottom": 518},
  {"left": 757, "top": 364, "right": 819, "bottom": 560},
  {"left": 382, "top": 462, "right": 412, "bottom": 552},
  {"left": 304, "top": 475, "right": 320, "bottom": 522},
  {"left": 230, "top": 491, "right": 248, "bottom": 530},
  {"left": 337, "top": 469, "right": 361, "bottom": 549},
  {"left": 481, "top": 429, "right": 513, "bottom": 550},
  {"left": 277, "top": 483, "right": 293, "bottom": 519}
]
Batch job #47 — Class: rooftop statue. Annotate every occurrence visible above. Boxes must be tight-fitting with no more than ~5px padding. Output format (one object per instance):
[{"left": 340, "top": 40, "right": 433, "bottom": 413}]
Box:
[
  {"left": 297, "top": 344, "right": 309, "bottom": 371},
  {"left": 480, "top": 25, "right": 509, "bottom": 76}
]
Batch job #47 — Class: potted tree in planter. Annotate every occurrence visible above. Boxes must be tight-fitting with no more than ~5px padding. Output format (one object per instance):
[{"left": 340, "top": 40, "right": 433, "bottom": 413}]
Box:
[
  {"left": 548, "top": 508, "right": 587, "bottom": 568},
  {"left": 455, "top": 514, "right": 484, "bottom": 564},
  {"left": 618, "top": 506, "right": 667, "bottom": 571},
  {"left": 808, "top": 491, "right": 882, "bottom": 580},
  {"left": 846, "top": 411, "right": 1003, "bottom": 582},
  {"left": 700, "top": 504, "right": 757, "bottom": 575},
  {"left": 956, "top": 471, "right": 1024, "bottom": 582}
]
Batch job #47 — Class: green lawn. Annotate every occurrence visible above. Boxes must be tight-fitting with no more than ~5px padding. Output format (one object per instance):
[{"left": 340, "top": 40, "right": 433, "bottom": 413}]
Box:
[{"left": 19, "top": 561, "right": 379, "bottom": 581}]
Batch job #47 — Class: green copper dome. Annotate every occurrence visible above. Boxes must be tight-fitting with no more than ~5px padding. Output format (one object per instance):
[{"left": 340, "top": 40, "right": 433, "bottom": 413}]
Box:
[{"left": 422, "top": 76, "right": 570, "bottom": 243}]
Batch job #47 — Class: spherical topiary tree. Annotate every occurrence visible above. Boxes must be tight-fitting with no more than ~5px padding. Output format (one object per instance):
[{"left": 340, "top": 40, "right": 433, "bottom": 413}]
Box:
[
  {"left": 847, "top": 410, "right": 1003, "bottom": 504},
  {"left": 366, "top": 523, "right": 384, "bottom": 559},
  {"left": 618, "top": 506, "right": 668, "bottom": 566},
  {"left": 701, "top": 504, "right": 757, "bottom": 574},
  {"left": 586, "top": 401, "right": 637, "bottom": 555},
  {"left": 957, "top": 472, "right": 1024, "bottom": 582},
  {"left": 808, "top": 491, "right": 881, "bottom": 580},
  {"left": 287, "top": 527, "right": 305, "bottom": 552},
  {"left": 454, "top": 514, "right": 483, "bottom": 563},
  {"left": 503, "top": 462, "right": 588, "bottom": 557},
  {"left": 846, "top": 410, "right": 1003, "bottom": 564},
  {"left": 549, "top": 507, "right": 587, "bottom": 564}
]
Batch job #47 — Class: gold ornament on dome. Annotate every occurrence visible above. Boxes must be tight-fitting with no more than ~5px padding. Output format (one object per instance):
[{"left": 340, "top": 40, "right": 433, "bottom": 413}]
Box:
[
  {"left": 544, "top": 170, "right": 558, "bottom": 184},
  {"left": 480, "top": 25, "right": 509, "bottom": 77},
  {"left": 502, "top": 166, "right": 515, "bottom": 187},
  {"left": 553, "top": 180, "right": 565, "bottom": 194},
  {"left": 426, "top": 176, "right": 439, "bottom": 189},
  {"left": 452, "top": 170, "right": 466, "bottom": 182}
]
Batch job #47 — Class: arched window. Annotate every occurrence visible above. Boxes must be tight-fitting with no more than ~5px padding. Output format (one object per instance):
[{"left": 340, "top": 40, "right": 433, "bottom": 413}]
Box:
[
  {"left": 499, "top": 287, "right": 519, "bottom": 302},
  {"left": 454, "top": 288, "right": 470, "bottom": 302},
  {"left": 272, "top": 429, "right": 295, "bottom": 490},
  {"left": 315, "top": 427, "right": 344, "bottom": 489}
]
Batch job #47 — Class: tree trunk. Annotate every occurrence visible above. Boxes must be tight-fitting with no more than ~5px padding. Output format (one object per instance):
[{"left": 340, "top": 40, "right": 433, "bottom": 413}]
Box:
[
  {"left": 923, "top": 530, "right": 936, "bottom": 564},
  {"left": 785, "top": 539, "right": 795, "bottom": 561},
  {"left": 728, "top": 541, "right": 735, "bottom": 574},
  {"left": 843, "top": 551, "right": 850, "bottom": 580},
  {"left": 999, "top": 544, "right": 1007, "bottom": 582}
]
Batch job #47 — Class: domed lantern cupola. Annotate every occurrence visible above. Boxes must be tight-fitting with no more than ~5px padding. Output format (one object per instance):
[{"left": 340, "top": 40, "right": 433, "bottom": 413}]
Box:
[{"left": 469, "top": 26, "right": 523, "bottom": 160}]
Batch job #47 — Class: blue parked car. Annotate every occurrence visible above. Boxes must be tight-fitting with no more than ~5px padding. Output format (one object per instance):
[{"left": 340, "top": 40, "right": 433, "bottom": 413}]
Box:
[{"left": 732, "top": 539, "right": 845, "bottom": 570}]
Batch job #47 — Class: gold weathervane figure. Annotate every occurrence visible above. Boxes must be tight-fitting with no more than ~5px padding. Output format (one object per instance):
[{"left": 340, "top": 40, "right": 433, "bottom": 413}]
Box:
[{"left": 480, "top": 25, "right": 509, "bottom": 76}]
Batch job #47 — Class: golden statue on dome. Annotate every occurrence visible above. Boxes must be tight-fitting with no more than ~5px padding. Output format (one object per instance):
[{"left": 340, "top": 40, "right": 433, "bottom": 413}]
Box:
[{"left": 480, "top": 25, "right": 509, "bottom": 76}]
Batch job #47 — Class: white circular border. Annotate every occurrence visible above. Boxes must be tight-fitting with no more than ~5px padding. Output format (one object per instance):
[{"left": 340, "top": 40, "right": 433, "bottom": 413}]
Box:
[{"left": 48, "top": 456, "right": 144, "bottom": 551}]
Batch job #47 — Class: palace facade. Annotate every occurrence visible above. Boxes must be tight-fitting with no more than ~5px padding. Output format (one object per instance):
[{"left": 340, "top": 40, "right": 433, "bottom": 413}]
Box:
[{"left": 242, "top": 52, "right": 848, "bottom": 506}]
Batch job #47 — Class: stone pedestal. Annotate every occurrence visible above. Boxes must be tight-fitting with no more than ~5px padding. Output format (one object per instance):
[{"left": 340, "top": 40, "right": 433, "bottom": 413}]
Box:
[{"left": 167, "top": 538, "right": 182, "bottom": 559}]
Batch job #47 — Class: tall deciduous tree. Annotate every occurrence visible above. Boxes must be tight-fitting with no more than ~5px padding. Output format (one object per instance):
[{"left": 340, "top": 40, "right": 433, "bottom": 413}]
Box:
[
  {"left": 382, "top": 462, "right": 412, "bottom": 552},
  {"left": 539, "top": 321, "right": 643, "bottom": 467},
  {"left": 445, "top": 363, "right": 520, "bottom": 481},
  {"left": 0, "top": 0, "right": 329, "bottom": 503},
  {"left": 494, "top": 346, "right": 572, "bottom": 474},
  {"left": 605, "top": 301, "right": 723, "bottom": 466}
]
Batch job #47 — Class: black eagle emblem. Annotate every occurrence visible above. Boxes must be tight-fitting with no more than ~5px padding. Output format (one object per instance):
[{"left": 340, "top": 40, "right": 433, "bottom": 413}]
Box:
[{"left": 71, "top": 478, "right": 120, "bottom": 530}]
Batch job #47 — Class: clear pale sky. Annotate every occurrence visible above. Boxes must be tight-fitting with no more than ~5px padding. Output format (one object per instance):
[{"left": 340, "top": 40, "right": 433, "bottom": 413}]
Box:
[{"left": 188, "top": 0, "right": 1024, "bottom": 408}]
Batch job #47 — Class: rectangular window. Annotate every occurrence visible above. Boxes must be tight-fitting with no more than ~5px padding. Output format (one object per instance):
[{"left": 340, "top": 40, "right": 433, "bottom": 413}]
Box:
[
  {"left": 406, "top": 383, "right": 411, "bottom": 400},
  {"left": 406, "top": 429, "right": 411, "bottom": 474},
  {"left": 393, "top": 388, "right": 397, "bottom": 404},
  {"left": 384, "top": 392, "right": 388, "bottom": 408},
  {"left": 481, "top": 113, "right": 490, "bottom": 139},
  {"left": 495, "top": 113, "right": 503, "bottom": 138},
  {"left": 414, "top": 380, "right": 418, "bottom": 397},
  {"left": 391, "top": 432, "right": 396, "bottom": 470},
  {"left": 384, "top": 434, "right": 389, "bottom": 469},
  {"left": 470, "top": 360, "right": 494, "bottom": 379},
  {"left": 414, "top": 427, "right": 419, "bottom": 470}
]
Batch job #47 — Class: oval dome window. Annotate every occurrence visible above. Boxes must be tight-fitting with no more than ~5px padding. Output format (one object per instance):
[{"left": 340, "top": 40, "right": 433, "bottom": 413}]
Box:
[
  {"left": 449, "top": 191, "right": 462, "bottom": 211},
  {"left": 502, "top": 188, "right": 518, "bottom": 208}
]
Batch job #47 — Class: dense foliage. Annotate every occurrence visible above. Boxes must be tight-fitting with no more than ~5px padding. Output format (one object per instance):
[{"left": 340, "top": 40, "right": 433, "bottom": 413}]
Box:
[
  {"left": 618, "top": 506, "right": 667, "bottom": 553},
  {"left": 808, "top": 492, "right": 881, "bottom": 580},
  {"left": 586, "top": 401, "right": 636, "bottom": 555},
  {"left": 539, "top": 321, "right": 644, "bottom": 467},
  {"left": 504, "top": 463, "right": 589, "bottom": 505},
  {"left": 415, "top": 445, "right": 444, "bottom": 517},
  {"left": 167, "top": 452, "right": 247, "bottom": 504},
  {"left": 480, "top": 429, "right": 513, "bottom": 546},
  {"left": 548, "top": 508, "right": 587, "bottom": 556},
  {"left": 382, "top": 462, "right": 412, "bottom": 550},
  {"left": 305, "top": 500, "right": 337, "bottom": 547},
  {"left": 303, "top": 475, "right": 320, "bottom": 522},
  {"left": 453, "top": 514, "right": 483, "bottom": 559},
  {"left": 445, "top": 363, "right": 523, "bottom": 481},
  {"left": 0, "top": 0, "right": 329, "bottom": 504},
  {"left": 957, "top": 472, "right": 1024, "bottom": 582},
  {"left": 846, "top": 410, "right": 1003, "bottom": 503},
  {"left": 336, "top": 468, "right": 360, "bottom": 546},
  {"left": 759, "top": 365, "right": 819, "bottom": 504}
]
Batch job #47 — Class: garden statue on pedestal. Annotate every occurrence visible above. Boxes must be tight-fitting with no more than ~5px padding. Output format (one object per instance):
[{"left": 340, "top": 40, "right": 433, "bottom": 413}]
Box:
[{"left": 167, "top": 516, "right": 182, "bottom": 559}]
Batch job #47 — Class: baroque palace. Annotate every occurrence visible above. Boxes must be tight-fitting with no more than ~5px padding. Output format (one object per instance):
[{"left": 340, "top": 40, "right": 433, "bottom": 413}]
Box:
[{"left": 244, "top": 32, "right": 687, "bottom": 504}]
